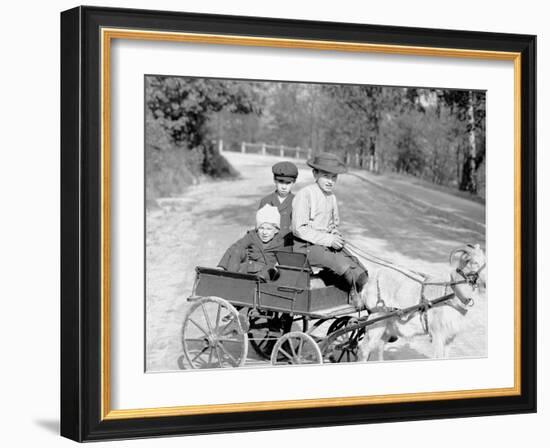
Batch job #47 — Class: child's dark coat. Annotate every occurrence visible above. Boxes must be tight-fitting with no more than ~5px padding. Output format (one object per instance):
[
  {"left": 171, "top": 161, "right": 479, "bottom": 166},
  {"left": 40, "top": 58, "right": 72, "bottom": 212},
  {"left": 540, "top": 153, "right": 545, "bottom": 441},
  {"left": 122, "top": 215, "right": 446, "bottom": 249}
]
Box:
[{"left": 217, "top": 229, "right": 285, "bottom": 278}]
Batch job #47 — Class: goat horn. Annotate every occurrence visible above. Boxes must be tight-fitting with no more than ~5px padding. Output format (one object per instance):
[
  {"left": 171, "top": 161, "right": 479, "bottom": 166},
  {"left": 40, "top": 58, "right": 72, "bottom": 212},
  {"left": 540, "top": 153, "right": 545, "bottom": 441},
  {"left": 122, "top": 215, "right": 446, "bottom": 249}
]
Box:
[{"left": 449, "top": 246, "right": 472, "bottom": 265}]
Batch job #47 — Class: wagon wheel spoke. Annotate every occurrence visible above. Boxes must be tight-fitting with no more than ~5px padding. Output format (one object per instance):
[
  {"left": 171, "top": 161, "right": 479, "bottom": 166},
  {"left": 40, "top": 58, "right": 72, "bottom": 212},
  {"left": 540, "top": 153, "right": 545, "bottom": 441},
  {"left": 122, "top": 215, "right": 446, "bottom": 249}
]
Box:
[
  {"left": 256, "top": 337, "right": 269, "bottom": 350},
  {"left": 218, "top": 318, "right": 237, "bottom": 336},
  {"left": 289, "top": 338, "right": 298, "bottom": 358},
  {"left": 188, "top": 318, "right": 209, "bottom": 337},
  {"left": 297, "top": 338, "right": 303, "bottom": 358},
  {"left": 214, "top": 345, "right": 223, "bottom": 367},
  {"left": 214, "top": 303, "right": 222, "bottom": 330},
  {"left": 217, "top": 337, "right": 243, "bottom": 343},
  {"left": 201, "top": 302, "right": 214, "bottom": 334},
  {"left": 337, "top": 350, "right": 345, "bottom": 363},
  {"left": 191, "top": 345, "right": 210, "bottom": 364},
  {"left": 218, "top": 342, "right": 238, "bottom": 366},
  {"left": 278, "top": 347, "right": 294, "bottom": 362},
  {"left": 207, "top": 347, "right": 214, "bottom": 366}
]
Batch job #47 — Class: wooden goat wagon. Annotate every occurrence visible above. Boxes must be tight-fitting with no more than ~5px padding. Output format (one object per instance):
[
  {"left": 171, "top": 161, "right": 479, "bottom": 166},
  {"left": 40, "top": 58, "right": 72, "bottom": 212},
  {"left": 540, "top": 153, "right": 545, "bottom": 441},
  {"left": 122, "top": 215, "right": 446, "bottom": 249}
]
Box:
[
  {"left": 181, "top": 250, "right": 369, "bottom": 368},
  {"left": 180, "top": 251, "right": 465, "bottom": 369}
]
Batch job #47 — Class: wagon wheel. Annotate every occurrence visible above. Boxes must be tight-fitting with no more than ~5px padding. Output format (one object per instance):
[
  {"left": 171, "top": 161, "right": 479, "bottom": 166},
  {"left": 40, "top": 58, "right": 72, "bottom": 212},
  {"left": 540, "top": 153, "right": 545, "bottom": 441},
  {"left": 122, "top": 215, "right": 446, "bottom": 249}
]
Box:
[
  {"left": 323, "top": 316, "right": 365, "bottom": 363},
  {"left": 181, "top": 297, "right": 248, "bottom": 369},
  {"left": 247, "top": 311, "right": 308, "bottom": 360},
  {"left": 270, "top": 332, "right": 323, "bottom": 366}
]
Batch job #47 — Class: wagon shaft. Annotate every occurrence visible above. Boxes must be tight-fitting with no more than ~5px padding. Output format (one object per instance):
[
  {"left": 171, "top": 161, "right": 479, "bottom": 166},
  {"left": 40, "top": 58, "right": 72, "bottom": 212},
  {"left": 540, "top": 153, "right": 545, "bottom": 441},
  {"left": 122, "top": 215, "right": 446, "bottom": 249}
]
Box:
[{"left": 321, "top": 292, "right": 456, "bottom": 350}]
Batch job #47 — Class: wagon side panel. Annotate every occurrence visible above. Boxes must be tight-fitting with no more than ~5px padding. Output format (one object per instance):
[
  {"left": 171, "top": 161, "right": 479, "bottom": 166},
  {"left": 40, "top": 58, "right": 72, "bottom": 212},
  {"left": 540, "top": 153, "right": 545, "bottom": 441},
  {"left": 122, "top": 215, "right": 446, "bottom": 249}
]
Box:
[
  {"left": 258, "top": 267, "right": 310, "bottom": 313},
  {"left": 192, "top": 268, "right": 257, "bottom": 307},
  {"left": 309, "top": 285, "right": 349, "bottom": 312}
]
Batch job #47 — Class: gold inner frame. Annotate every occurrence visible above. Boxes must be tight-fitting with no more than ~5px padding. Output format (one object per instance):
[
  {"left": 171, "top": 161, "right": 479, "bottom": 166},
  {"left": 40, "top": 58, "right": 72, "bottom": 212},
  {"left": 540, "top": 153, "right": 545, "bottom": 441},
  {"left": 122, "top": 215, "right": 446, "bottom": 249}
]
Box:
[{"left": 100, "top": 28, "right": 522, "bottom": 420}]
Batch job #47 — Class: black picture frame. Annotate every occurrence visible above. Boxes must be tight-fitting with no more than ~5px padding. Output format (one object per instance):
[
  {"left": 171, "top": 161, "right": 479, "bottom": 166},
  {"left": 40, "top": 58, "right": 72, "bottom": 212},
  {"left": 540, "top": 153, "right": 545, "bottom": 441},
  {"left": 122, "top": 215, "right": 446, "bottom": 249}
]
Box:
[{"left": 60, "top": 5, "right": 536, "bottom": 442}]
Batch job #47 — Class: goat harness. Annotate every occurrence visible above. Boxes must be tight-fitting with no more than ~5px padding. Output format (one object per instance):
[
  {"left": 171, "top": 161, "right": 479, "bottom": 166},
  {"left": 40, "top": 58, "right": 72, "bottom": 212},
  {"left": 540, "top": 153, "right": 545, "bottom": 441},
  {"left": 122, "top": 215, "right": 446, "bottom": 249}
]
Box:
[{"left": 344, "top": 242, "right": 486, "bottom": 336}]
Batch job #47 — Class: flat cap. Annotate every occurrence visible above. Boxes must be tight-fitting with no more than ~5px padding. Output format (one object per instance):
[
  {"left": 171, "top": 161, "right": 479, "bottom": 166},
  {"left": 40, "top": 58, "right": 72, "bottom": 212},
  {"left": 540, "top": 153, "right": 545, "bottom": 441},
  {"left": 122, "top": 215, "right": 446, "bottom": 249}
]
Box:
[{"left": 272, "top": 161, "right": 298, "bottom": 181}]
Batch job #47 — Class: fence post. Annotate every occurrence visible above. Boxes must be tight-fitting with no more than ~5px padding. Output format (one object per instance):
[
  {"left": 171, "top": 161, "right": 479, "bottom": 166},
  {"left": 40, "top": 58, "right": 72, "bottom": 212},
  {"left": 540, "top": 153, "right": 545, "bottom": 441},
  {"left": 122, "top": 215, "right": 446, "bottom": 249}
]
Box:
[
  {"left": 355, "top": 153, "right": 360, "bottom": 166},
  {"left": 307, "top": 148, "right": 312, "bottom": 159},
  {"left": 296, "top": 147, "right": 300, "bottom": 159},
  {"left": 262, "top": 143, "right": 266, "bottom": 156},
  {"left": 241, "top": 142, "right": 246, "bottom": 153},
  {"left": 280, "top": 145, "right": 284, "bottom": 157},
  {"left": 218, "top": 139, "right": 223, "bottom": 153}
]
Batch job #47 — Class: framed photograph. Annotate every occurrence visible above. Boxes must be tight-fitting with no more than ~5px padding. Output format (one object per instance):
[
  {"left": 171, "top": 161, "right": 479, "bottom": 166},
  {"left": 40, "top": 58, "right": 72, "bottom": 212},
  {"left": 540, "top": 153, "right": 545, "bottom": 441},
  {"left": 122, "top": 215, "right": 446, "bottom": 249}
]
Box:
[{"left": 60, "top": 6, "right": 536, "bottom": 442}]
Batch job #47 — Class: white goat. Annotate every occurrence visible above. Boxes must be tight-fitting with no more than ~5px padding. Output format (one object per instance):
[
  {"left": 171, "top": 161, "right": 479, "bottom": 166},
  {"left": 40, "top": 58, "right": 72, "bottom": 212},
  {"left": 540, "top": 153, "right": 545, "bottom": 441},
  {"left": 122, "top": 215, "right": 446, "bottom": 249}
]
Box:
[{"left": 356, "top": 244, "right": 486, "bottom": 361}]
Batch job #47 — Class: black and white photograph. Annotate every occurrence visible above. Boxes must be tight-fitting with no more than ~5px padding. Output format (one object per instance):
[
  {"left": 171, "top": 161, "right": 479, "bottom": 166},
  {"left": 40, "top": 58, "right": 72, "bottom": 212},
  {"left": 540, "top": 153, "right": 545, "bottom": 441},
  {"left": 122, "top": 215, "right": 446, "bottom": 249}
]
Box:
[
  {"left": 0, "top": 0, "right": 544, "bottom": 444},
  {"left": 145, "top": 75, "right": 487, "bottom": 372}
]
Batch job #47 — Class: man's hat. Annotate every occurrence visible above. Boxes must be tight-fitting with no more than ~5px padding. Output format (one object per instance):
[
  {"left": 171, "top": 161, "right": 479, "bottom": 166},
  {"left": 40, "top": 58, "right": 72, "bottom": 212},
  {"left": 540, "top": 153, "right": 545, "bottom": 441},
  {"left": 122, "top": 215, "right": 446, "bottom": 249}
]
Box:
[
  {"left": 272, "top": 161, "right": 298, "bottom": 182},
  {"left": 307, "top": 152, "right": 347, "bottom": 174}
]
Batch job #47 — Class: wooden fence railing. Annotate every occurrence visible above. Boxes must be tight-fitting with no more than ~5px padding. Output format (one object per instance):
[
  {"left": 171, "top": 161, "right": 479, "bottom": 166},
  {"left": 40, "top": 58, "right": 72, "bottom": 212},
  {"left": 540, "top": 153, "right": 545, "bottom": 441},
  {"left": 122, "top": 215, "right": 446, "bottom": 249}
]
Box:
[
  {"left": 217, "top": 140, "right": 378, "bottom": 172},
  {"left": 220, "top": 140, "right": 311, "bottom": 160}
]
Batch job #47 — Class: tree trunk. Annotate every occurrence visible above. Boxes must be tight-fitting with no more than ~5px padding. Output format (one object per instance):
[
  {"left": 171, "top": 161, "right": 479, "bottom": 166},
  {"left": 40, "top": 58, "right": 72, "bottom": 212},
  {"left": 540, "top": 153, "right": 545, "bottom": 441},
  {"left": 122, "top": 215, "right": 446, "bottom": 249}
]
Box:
[
  {"left": 456, "top": 144, "right": 461, "bottom": 187},
  {"left": 368, "top": 136, "right": 376, "bottom": 172},
  {"left": 201, "top": 140, "right": 239, "bottom": 178},
  {"left": 459, "top": 91, "right": 478, "bottom": 194}
]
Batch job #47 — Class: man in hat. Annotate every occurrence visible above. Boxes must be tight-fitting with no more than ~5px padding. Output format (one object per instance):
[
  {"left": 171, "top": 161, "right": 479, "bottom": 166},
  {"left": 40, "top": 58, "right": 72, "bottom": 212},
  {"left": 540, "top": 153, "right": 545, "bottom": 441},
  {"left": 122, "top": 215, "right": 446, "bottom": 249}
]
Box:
[
  {"left": 291, "top": 152, "right": 368, "bottom": 305},
  {"left": 258, "top": 161, "right": 298, "bottom": 246}
]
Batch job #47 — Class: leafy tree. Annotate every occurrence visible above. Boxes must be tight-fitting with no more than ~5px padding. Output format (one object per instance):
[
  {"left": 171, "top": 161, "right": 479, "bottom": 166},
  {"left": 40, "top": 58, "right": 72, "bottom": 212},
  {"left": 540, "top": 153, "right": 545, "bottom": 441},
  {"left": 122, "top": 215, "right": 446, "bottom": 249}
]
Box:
[{"left": 146, "top": 76, "right": 259, "bottom": 176}]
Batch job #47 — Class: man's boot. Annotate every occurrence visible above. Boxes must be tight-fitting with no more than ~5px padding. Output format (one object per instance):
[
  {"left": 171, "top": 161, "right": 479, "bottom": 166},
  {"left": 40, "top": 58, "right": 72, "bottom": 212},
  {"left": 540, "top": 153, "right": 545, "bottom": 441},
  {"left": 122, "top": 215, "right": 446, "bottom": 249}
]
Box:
[{"left": 343, "top": 267, "right": 368, "bottom": 310}]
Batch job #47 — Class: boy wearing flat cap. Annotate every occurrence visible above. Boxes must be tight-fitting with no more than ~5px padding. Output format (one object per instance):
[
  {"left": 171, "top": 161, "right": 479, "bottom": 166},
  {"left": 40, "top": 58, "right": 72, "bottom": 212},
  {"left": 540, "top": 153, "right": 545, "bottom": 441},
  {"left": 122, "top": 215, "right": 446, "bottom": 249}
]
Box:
[
  {"left": 292, "top": 152, "right": 368, "bottom": 306},
  {"left": 259, "top": 161, "right": 298, "bottom": 246},
  {"left": 217, "top": 205, "right": 284, "bottom": 281}
]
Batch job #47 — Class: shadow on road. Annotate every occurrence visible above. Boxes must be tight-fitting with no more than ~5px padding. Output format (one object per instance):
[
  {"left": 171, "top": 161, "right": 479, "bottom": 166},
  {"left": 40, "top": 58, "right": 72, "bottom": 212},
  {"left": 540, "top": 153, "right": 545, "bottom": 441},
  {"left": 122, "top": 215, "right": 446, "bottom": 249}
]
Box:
[{"left": 385, "top": 343, "right": 429, "bottom": 360}]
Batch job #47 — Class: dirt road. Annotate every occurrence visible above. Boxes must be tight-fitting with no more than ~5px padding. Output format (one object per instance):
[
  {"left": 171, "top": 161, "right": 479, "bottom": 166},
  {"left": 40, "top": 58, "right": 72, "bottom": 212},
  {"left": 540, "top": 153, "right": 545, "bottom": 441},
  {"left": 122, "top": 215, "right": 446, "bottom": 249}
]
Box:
[{"left": 146, "top": 152, "right": 486, "bottom": 372}]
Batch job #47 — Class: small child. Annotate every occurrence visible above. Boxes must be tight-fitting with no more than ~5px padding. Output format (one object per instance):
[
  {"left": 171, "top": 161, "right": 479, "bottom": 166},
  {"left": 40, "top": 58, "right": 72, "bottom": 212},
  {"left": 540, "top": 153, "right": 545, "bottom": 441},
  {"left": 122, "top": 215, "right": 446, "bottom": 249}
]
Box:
[
  {"left": 217, "top": 205, "right": 284, "bottom": 281},
  {"left": 258, "top": 161, "right": 298, "bottom": 246}
]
